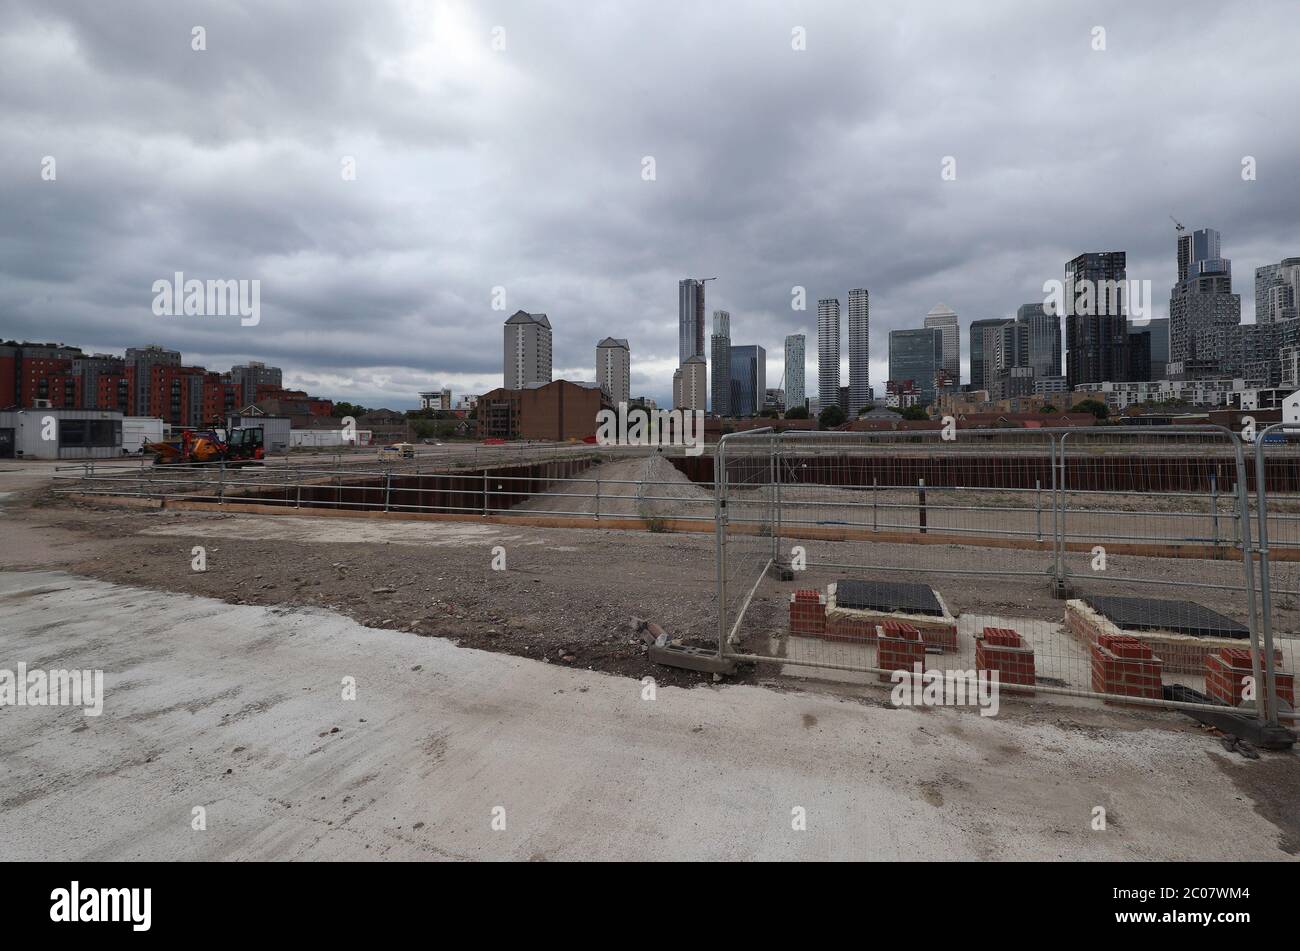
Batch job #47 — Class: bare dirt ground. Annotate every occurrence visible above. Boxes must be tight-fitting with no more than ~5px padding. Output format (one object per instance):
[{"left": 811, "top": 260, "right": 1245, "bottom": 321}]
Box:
[{"left": 11, "top": 468, "right": 1300, "bottom": 688}]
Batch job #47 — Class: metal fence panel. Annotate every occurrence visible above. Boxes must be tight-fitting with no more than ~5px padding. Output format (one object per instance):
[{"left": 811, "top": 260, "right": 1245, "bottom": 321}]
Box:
[
  {"left": 716, "top": 427, "right": 1271, "bottom": 717},
  {"left": 1252, "top": 423, "right": 1300, "bottom": 725}
]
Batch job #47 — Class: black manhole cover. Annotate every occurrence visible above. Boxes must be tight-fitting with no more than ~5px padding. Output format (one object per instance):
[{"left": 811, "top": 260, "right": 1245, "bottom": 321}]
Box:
[
  {"left": 836, "top": 580, "right": 943, "bottom": 616},
  {"left": 1084, "top": 595, "right": 1248, "bottom": 639}
]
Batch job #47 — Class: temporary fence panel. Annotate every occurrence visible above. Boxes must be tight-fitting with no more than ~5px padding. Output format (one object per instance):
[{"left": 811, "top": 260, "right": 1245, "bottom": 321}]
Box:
[
  {"left": 1252, "top": 423, "right": 1300, "bottom": 725},
  {"left": 716, "top": 427, "right": 1273, "bottom": 718}
]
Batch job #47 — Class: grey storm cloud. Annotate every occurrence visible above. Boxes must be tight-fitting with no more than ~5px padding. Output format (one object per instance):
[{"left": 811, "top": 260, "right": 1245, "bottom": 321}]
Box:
[{"left": 1, "top": 0, "right": 1297, "bottom": 407}]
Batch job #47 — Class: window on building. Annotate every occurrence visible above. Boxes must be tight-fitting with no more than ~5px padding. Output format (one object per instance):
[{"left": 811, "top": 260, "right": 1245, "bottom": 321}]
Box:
[{"left": 58, "top": 419, "right": 120, "bottom": 448}]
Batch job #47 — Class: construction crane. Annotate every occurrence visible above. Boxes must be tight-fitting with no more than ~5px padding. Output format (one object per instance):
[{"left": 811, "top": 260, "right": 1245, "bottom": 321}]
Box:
[{"left": 1170, "top": 215, "right": 1186, "bottom": 234}]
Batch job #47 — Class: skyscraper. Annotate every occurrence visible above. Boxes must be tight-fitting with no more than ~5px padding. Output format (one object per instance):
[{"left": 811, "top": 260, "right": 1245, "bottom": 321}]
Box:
[
  {"left": 678, "top": 279, "right": 708, "bottom": 364},
  {"left": 1065, "top": 251, "right": 1130, "bottom": 389},
  {"left": 847, "top": 289, "right": 870, "bottom": 415},
  {"left": 729, "top": 345, "right": 766, "bottom": 417},
  {"left": 989, "top": 317, "right": 1031, "bottom": 398},
  {"left": 1128, "top": 317, "right": 1169, "bottom": 381},
  {"left": 924, "top": 304, "right": 960, "bottom": 382},
  {"left": 968, "top": 318, "right": 1006, "bottom": 392},
  {"left": 1255, "top": 257, "right": 1300, "bottom": 325},
  {"left": 710, "top": 310, "right": 731, "bottom": 415},
  {"left": 595, "top": 337, "right": 630, "bottom": 406},
  {"left": 888, "top": 328, "right": 943, "bottom": 404},
  {"left": 1168, "top": 228, "right": 1239, "bottom": 372},
  {"left": 817, "top": 298, "right": 840, "bottom": 408},
  {"left": 1017, "top": 302, "right": 1062, "bottom": 380},
  {"left": 1177, "top": 228, "right": 1229, "bottom": 282},
  {"left": 503, "top": 311, "right": 553, "bottom": 389},
  {"left": 783, "top": 334, "right": 805, "bottom": 411}
]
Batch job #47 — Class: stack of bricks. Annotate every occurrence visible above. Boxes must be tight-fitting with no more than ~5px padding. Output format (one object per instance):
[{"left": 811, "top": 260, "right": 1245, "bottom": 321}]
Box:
[
  {"left": 974, "top": 626, "right": 1036, "bottom": 694},
  {"left": 1204, "top": 646, "right": 1294, "bottom": 709},
  {"left": 789, "top": 589, "right": 826, "bottom": 637},
  {"left": 1089, "top": 632, "right": 1163, "bottom": 703},
  {"left": 876, "top": 619, "right": 926, "bottom": 683}
]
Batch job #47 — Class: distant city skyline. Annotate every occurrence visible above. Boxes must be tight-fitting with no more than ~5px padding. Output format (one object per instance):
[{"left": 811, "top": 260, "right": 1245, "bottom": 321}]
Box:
[{"left": 23, "top": 219, "right": 1297, "bottom": 418}]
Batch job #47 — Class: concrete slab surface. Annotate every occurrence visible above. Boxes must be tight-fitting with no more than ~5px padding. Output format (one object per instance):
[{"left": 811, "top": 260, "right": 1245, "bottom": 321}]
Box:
[{"left": 1, "top": 570, "right": 1295, "bottom": 860}]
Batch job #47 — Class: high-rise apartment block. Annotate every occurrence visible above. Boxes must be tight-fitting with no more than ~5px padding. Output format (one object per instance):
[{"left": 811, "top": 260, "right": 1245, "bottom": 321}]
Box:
[
  {"left": 596, "top": 337, "right": 630, "bottom": 406},
  {"left": 783, "top": 333, "right": 805, "bottom": 411},
  {"left": 676, "top": 355, "right": 707, "bottom": 411},
  {"left": 847, "top": 289, "right": 870, "bottom": 415},
  {"left": 1168, "top": 229, "right": 1239, "bottom": 372},
  {"left": 1, "top": 339, "right": 296, "bottom": 427},
  {"left": 678, "top": 279, "right": 708, "bottom": 364},
  {"left": 1065, "top": 251, "right": 1130, "bottom": 389},
  {"left": 503, "top": 311, "right": 553, "bottom": 390},
  {"left": 710, "top": 310, "right": 731, "bottom": 415},
  {"left": 1256, "top": 257, "right": 1300, "bottom": 325},
  {"left": 968, "top": 318, "right": 1006, "bottom": 393},
  {"left": 817, "top": 298, "right": 840, "bottom": 408},
  {"left": 228, "top": 361, "right": 282, "bottom": 407}
]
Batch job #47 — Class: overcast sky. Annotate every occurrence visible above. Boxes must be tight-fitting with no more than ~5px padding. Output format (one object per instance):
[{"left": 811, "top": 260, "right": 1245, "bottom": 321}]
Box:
[{"left": 2, "top": 0, "right": 1298, "bottom": 409}]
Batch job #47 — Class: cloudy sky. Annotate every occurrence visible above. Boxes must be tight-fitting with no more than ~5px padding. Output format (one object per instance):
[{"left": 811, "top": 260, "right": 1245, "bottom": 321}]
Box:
[{"left": 2, "top": 0, "right": 1297, "bottom": 409}]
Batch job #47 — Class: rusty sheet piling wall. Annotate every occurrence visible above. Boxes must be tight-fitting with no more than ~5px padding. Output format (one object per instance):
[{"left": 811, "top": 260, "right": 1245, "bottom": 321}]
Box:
[
  {"left": 670, "top": 452, "right": 1300, "bottom": 493},
  {"left": 217, "top": 457, "right": 597, "bottom": 513}
]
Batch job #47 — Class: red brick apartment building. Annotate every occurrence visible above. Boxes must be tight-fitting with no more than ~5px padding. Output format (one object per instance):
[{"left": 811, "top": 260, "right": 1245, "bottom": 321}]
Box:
[{"left": 0, "top": 341, "right": 310, "bottom": 429}]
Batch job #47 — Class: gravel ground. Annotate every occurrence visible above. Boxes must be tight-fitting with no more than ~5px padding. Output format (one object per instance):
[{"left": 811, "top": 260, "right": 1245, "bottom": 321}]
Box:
[{"left": 510, "top": 454, "right": 714, "bottom": 519}]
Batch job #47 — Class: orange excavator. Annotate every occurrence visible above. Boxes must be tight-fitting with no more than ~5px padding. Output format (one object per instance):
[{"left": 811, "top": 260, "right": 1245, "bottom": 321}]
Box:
[{"left": 144, "top": 426, "right": 265, "bottom": 466}]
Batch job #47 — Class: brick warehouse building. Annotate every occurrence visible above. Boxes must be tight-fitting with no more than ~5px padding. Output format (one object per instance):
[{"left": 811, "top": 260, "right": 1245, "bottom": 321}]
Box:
[{"left": 476, "top": 379, "right": 610, "bottom": 441}]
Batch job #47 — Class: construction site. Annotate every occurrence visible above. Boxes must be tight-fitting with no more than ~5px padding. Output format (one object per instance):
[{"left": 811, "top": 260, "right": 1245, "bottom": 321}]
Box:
[{"left": 3, "top": 427, "right": 1300, "bottom": 860}]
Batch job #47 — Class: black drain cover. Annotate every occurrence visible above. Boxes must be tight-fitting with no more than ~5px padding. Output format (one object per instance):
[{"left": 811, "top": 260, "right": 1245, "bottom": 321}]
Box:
[
  {"left": 1084, "top": 595, "right": 1248, "bottom": 639},
  {"left": 836, "top": 580, "right": 943, "bottom": 616}
]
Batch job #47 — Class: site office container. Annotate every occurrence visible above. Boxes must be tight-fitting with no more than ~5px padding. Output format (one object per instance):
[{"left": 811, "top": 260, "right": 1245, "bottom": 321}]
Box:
[
  {"left": 0, "top": 409, "right": 123, "bottom": 460},
  {"left": 122, "top": 417, "right": 165, "bottom": 454}
]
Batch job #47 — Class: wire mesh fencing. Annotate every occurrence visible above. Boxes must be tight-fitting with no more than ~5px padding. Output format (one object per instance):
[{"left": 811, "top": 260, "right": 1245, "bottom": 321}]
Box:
[
  {"left": 715, "top": 430, "right": 778, "bottom": 654},
  {"left": 46, "top": 425, "right": 1298, "bottom": 721},
  {"left": 50, "top": 444, "right": 718, "bottom": 524},
  {"left": 1252, "top": 423, "right": 1300, "bottom": 725},
  {"left": 717, "top": 427, "right": 1280, "bottom": 719}
]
